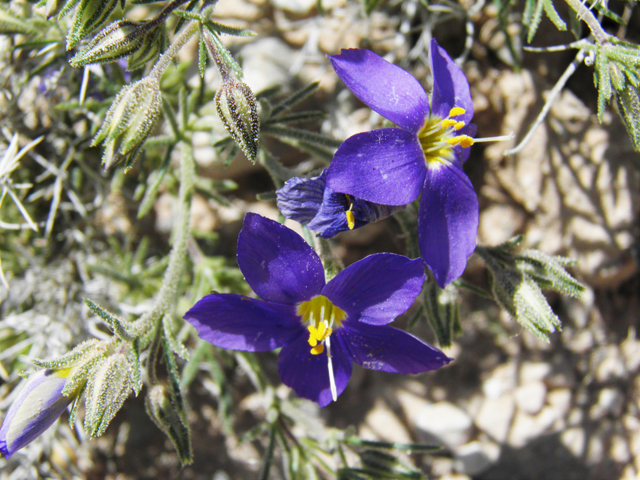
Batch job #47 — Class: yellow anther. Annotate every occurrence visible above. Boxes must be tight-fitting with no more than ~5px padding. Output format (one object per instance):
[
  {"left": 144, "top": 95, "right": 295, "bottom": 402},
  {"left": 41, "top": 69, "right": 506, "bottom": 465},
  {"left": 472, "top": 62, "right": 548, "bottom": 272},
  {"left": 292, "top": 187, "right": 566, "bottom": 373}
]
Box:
[
  {"left": 311, "top": 344, "right": 325, "bottom": 355},
  {"left": 346, "top": 210, "right": 355, "bottom": 230},
  {"left": 459, "top": 136, "right": 474, "bottom": 148},
  {"left": 307, "top": 323, "right": 332, "bottom": 349},
  {"left": 447, "top": 135, "right": 474, "bottom": 148},
  {"left": 454, "top": 121, "right": 465, "bottom": 130},
  {"left": 449, "top": 107, "right": 466, "bottom": 117},
  {"left": 441, "top": 119, "right": 457, "bottom": 128}
]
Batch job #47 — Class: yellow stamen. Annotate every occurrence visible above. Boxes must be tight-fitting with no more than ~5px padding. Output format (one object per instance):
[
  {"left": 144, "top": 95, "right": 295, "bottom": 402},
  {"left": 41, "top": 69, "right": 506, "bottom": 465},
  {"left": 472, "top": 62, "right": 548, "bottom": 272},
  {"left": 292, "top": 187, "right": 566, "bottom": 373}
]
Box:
[
  {"left": 441, "top": 119, "right": 457, "bottom": 128},
  {"left": 449, "top": 107, "right": 466, "bottom": 117},
  {"left": 346, "top": 210, "right": 355, "bottom": 230},
  {"left": 447, "top": 135, "right": 474, "bottom": 148},
  {"left": 311, "top": 344, "right": 325, "bottom": 355},
  {"left": 454, "top": 121, "right": 465, "bottom": 130}
]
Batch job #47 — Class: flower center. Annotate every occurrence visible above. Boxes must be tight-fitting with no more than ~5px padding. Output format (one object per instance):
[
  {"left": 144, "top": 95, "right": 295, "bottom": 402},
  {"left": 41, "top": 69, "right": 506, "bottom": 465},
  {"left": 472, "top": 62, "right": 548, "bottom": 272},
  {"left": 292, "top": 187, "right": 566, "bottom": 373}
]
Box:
[
  {"left": 296, "top": 295, "right": 346, "bottom": 403},
  {"left": 418, "top": 107, "right": 474, "bottom": 167},
  {"left": 297, "top": 295, "right": 346, "bottom": 355}
]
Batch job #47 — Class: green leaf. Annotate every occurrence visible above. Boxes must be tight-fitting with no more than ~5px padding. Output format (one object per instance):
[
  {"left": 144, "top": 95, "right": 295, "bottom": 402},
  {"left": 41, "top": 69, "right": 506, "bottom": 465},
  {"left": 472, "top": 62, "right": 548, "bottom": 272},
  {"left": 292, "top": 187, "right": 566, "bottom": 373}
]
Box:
[
  {"left": 542, "top": 0, "right": 566, "bottom": 32},
  {"left": 421, "top": 281, "right": 460, "bottom": 348},
  {"left": 85, "top": 298, "right": 135, "bottom": 341}
]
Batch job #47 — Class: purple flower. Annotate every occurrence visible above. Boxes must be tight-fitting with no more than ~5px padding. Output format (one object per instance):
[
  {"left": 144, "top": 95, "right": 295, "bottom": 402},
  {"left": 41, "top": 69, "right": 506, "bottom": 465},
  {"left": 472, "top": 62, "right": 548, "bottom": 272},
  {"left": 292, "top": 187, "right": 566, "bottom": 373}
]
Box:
[
  {"left": 326, "top": 39, "right": 479, "bottom": 288},
  {"left": 0, "top": 369, "right": 73, "bottom": 458},
  {"left": 276, "top": 169, "right": 404, "bottom": 237},
  {"left": 184, "top": 213, "right": 451, "bottom": 407}
]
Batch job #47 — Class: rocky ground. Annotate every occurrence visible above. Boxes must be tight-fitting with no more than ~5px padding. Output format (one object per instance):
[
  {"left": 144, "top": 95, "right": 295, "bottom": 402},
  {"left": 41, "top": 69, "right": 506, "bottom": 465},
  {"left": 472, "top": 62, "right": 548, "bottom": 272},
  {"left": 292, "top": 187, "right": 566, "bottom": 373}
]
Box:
[{"left": 1, "top": 0, "right": 639, "bottom": 478}]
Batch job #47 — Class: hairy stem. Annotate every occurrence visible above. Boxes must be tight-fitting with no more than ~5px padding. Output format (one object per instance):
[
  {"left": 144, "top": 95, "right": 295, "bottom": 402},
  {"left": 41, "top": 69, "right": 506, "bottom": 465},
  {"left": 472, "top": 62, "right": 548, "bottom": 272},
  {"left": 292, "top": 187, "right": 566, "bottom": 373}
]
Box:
[
  {"left": 563, "top": 0, "right": 610, "bottom": 44},
  {"left": 134, "top": 140, "right": 195, "bottom": 334}
]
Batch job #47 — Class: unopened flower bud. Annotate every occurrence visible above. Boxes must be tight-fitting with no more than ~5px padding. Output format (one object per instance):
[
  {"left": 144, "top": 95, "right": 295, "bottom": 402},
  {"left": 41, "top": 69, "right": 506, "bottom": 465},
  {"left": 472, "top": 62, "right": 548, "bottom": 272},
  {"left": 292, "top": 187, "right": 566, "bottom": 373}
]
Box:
[
  {"left": 69, "top": 20, "right": 146, "bottom": 68},
  {"left": 67, "top": 0, "right": 120, "bottom": 50},
  {"left": 145, "top": 384, "right": 193, "bottom": 465},
  {"left": 126, "top": 24, "right": 168, "bottom": 71},
  {"left": 92, "top": 76, "right": 162, "bottom": 171},
  {"left": 215, "top": 80, "right": 260, "bottom": 163},
  {"left": 84, "top": 354, "right": 133, "bottom": 438},
  {"left": 0, "top": 369, "right": 76, "bottom": 458}
]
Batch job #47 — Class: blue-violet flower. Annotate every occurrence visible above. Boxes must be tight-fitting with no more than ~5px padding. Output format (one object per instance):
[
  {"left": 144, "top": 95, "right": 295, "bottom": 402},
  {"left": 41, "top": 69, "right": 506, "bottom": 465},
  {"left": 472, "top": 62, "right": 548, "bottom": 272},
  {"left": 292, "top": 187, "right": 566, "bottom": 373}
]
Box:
[
  {"left": 276, "top": 169, "right": 404, "bottom": 237},
  {"left": 184, "top": 213, "right": 451, "bottom": 407},
  {"left": 326, "top": 39, "right": 479, "bottom": 288},
  {"left": 0, "top": 369, "right": 74, "bottom": 457}
]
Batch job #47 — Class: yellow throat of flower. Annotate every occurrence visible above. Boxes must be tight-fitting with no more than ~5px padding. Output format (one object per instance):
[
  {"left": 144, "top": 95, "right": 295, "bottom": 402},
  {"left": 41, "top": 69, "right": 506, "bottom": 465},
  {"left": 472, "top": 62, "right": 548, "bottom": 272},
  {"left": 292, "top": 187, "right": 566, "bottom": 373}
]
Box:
[
  {"left": 296, "top": 295, "right": 347, "bottom": 403},
  {"left": 297, "top": 295, "right": 346, "bottom": 355},
  {"left": 418, "top": 107, "right": 474, "bottom": 167}
]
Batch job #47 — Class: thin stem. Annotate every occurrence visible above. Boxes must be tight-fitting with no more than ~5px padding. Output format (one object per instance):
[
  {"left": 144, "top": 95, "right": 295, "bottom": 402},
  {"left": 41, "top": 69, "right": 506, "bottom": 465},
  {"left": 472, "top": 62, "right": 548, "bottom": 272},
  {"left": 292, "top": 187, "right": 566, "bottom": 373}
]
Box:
[
  {"left": 258, "top": 424, "right": 277, "bottom": 480},
  {"left": 149, "top": 20, "right": 199, "bottom": 81},
  {"left": 133, "top": 140, "right": 195, "bottom": 334},
  {"left": 563, "top": 0, "right": 610, "bottom": 44},
  {"left": 504, "top": 49, "right": 586, "bottom": 156}
]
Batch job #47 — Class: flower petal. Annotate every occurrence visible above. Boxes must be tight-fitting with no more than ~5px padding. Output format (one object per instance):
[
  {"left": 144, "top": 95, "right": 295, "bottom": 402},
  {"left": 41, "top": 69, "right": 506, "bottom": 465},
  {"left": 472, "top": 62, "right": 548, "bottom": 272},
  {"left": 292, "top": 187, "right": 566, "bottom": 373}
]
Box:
[
  {"left": 418, "top": 164, "right": 478, "bottom": 288},
  {"left": 329, "top": 49, "right": 429, "bottom": 133},
  {"left": 278, "top": 331, "right": 352, "bottom": 407},
  {"left": 322, "top": 253, "right": 425, "bottom": 325},
  {"left": 0, "top": 370, "right": 71, "bottom": 458},
  {"left": 429, "top": 39, "right": 474, "bottom": 124},
  {"left": 277, "top": 170, "right": 405, "bottom": 238},
  {"left": 184, "top": 294, "right": 302, "bottom": 352},
  {"left": 276, "top": 174, "right": 326, "bottom": 225},
  {"left": 238, "top": 213, "right": 325, "bottom": 304},
  {"left": 339, "top": 323, "right": 452, "bottom": 374},
  {"left": 326, "top": 128, "right": 426, "bottom": 206}
]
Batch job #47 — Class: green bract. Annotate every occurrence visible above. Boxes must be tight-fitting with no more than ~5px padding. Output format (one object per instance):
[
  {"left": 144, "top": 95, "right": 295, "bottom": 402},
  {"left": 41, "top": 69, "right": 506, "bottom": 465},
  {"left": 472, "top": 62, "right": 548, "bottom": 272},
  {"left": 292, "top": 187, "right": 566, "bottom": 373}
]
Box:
[{"left": 92, "top": 76, "right": 162, "bottom": 171}]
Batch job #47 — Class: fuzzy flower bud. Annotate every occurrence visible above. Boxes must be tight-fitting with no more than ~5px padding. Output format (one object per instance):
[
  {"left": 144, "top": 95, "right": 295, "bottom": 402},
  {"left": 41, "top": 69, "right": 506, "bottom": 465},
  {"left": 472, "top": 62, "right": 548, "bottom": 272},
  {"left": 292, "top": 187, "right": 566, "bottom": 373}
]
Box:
[
  {"left": 215, "top": 80, "right": 260, "bottom": 163},
  {"left": 0, "top": 369, "right": 75, "bottom": 458},
  {"left": 84, "top": 354, "right": 133, "bottom": 438},
  {"left": 67, "top": 0, "right": 120, "bottom": 50},
  {"left": 92, "top": 76, "right": 162, "bottom": 171},
  {"left": 70, "top": 20, "right": 146, "bottom": 68}
]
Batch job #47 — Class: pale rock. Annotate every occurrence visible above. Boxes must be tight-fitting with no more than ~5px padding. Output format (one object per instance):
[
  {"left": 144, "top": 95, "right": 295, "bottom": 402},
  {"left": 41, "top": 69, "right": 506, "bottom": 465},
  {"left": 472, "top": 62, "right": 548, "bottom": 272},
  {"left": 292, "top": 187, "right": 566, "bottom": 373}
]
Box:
[
  {"left": 620, "top": 329, "right": 640, "bottom": 371},
  {"left": 546, "top": 388, "right": 572, "bottom": 418},
  {"left": 454, "top": 441, "right": 500, "bottom": 476},
  {"left": 569, "top": 330, "right": 594, "bottom": 353},
  {"left": 586, "top": 432, "right": 605, "bottom": 465},
  {"left": 438, "top": 474, "right": 472, "bottom": 480},
  {"left": 482, "top": 363, "right": 517, "bottom": 399},
  {"left": 475, "top": 395, "right": 515, "bottom": 443},
  {"left": 561, "top": 427, "right": 586, "bottom": 457},
  {"left": 589, "top": 388, "right": 623, "bottom": 420},
  {"left": 153, "top": 193, "right": 174, "bottom": 234},
  {"left": 519, "top": 361, "right": 552, "bottom": 383},
  {"left": 414, "top": 402, "right": 473, "bottom": 448},
  {"left": 514, "top": 381, "right": 547, "bottom": 415},
  {"left": 190, "top": 194, "right": 217, "bottom": 232},
  {"left": 478, "top": 203, "right": 525, "bottom": 246},
  {"left": 620, "top": 465, "right": 639, "bottom": 480},
  {"left": 365, "top": 401, "right": 412, "bottom": 443},
  {"left": 595, "top": 347, "right": 626, "bottom": 382},
  {"left": 271, "top": 0, "right": 316, "bottom": 14},
  {"left": 508, "top": 406, "right": 559, "bottom": 447},
  {"left": 239, "top": 38, "right": 296, "bottom": 94},
  {"left": 610, "top": 434, "right": 631, "bottom": 463}
]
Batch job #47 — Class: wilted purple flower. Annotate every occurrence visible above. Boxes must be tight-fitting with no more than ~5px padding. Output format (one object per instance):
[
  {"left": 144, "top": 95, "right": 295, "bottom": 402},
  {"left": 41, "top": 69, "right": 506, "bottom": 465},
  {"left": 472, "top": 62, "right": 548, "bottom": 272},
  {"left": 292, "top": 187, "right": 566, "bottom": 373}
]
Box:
[
  {"left": 0, "top": 369, "right": 73, "bottom": 458},
  {"left": 326, "top": 39, "right": 479, "bottom": 288},
  {"left": 276, "top": 169, "right": 404, "bottom": 237},
  {"left": 184, "top": 213, "right": 451, "bottom": 407}
]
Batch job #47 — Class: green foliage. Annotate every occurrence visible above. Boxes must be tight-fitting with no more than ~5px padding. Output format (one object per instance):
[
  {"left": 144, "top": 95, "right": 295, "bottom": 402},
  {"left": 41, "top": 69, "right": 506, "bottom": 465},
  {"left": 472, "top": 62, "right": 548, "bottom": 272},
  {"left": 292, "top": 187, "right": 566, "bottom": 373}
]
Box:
[
  {"left": 475, "top": 237, "right": 585, "bottom": 341},
  {"left": 589, "top": 39, "right": 640, "bottom": 151},
  {"left": 523, "top": 0, "right": 566, "bottom": 43},
  {"left": 421, "top": 280, "right": 461, "bottom": 348}
]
